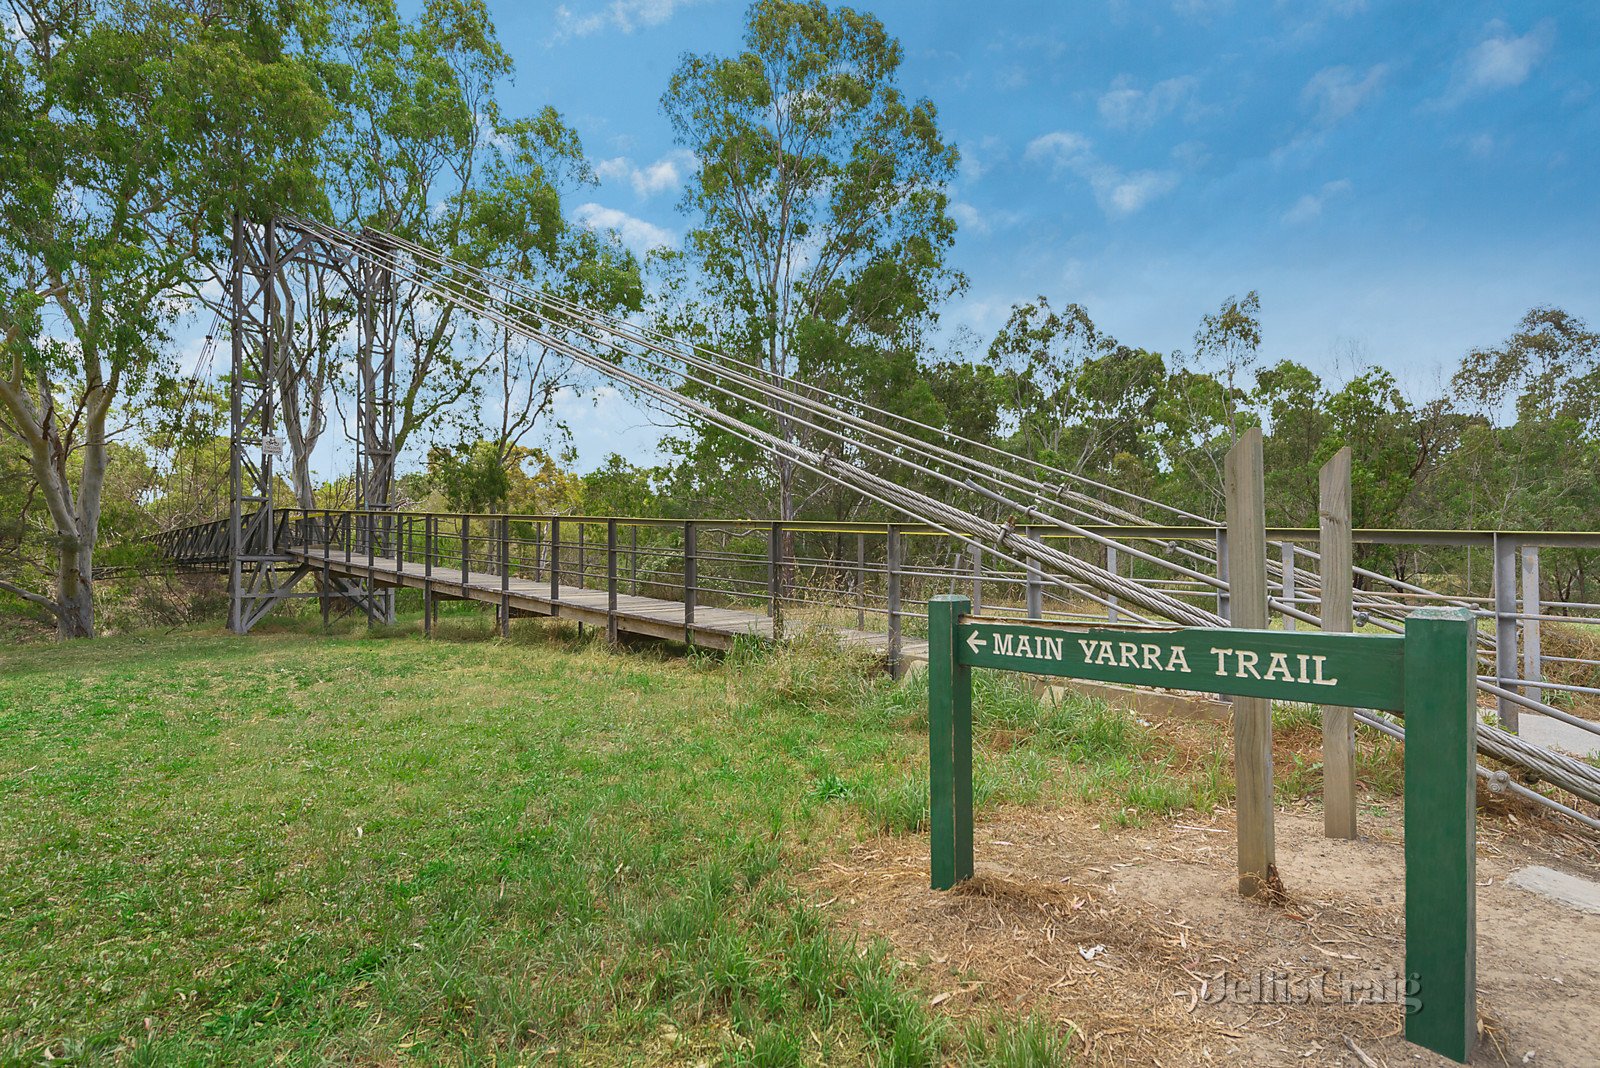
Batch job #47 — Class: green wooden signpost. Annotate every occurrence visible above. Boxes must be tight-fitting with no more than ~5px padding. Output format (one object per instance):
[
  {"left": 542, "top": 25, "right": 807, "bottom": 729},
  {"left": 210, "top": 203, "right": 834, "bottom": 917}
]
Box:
[{"left": 925, "top": 595, "right": 1478, "bottom": 1064}]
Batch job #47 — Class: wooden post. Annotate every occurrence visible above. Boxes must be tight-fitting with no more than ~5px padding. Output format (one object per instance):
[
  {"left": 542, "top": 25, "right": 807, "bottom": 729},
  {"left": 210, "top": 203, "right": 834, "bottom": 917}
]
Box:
[
  {"left": 1403, "top": 607, "right": 1478, "bottom": 1063},
  {"left": 1493, "top": 534, "right": 1519, "bottom": 733},
  {"left": 887, "top": 525, "right": 903, "bottom": 678},
  {"left": 1320, "top": 447, "right": 1357, "bottom": 840},
  {"left": 607, "top": 518, "right": 619, "bottom": 646},
  {"left": 1225, "top": 427, "right": 1276, "bottom": 898},
  {"left": 683, "top": 520, "right": 696, "bottom": 645},
  {"left": 927, "top": 594, "right": 974, "bottom": 890},
  {"left": 1522, "top": 546, "right": 1542, "bottom": 704}
]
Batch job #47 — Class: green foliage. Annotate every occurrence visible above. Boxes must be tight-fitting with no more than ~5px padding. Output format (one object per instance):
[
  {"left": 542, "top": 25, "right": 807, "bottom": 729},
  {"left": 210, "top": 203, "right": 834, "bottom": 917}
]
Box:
[
  {"left": 1, "top": 0, "right": 332, "bottom": 635},
  {"left": 656, "top": 0, "right": 963, "bottom": 520}
]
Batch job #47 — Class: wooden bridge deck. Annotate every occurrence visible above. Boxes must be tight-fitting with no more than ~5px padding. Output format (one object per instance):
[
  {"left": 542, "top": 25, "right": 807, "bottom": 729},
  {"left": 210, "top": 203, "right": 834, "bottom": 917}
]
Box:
[{"left": 288, "top": 546, "right": 928, "bottom": 662}]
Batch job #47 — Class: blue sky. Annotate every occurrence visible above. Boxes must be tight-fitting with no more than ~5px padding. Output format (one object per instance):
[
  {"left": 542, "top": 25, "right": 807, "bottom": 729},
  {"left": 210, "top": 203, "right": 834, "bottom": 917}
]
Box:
[{"left": 490, "top": 0, "right": 1600, "bottom": 469}]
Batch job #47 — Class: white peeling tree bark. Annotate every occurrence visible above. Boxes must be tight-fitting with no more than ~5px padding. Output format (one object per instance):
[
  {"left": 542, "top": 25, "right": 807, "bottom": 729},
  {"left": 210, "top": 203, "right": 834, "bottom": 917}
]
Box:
[{"left": 0, "top": 334, "right": 117, "bottom": 639}]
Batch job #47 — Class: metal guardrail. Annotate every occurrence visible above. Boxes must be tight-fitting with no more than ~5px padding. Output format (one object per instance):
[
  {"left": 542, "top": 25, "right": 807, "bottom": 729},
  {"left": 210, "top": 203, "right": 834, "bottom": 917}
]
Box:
[{"left": 150, "top": 508, "right": 1600, "bottom": 740}]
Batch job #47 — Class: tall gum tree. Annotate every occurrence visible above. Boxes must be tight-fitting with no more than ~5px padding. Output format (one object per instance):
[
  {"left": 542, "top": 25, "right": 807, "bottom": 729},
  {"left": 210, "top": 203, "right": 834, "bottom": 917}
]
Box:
[
  {"left": 0, "top": 0, "right": 330, "bottom": 637},
  {"left": 303, "top": 0, "right": 640, "bottom": 513},
  {"left": 658, "top": 0, "right": 963, "bottom": 525}
]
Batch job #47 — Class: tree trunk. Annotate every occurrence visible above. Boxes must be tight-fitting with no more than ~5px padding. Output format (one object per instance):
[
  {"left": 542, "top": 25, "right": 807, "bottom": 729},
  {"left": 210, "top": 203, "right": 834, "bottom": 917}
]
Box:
[
  {"left": 0, "top": 360, "right": 113, "bottom": 639},
  {"left": 56, "top": 544, "right": 95, "bottom": 639}
]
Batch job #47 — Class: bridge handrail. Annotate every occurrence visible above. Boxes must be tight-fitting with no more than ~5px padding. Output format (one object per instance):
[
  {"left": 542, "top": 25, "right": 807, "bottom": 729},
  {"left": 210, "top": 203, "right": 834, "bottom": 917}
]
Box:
[{"left": 147, "top": 507, "right": 1600, "bottom": 548}]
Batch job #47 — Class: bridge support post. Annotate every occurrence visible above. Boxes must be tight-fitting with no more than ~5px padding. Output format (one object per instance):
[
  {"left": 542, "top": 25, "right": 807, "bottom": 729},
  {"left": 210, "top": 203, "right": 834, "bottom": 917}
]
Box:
[
  {"left": 1105, "top": 543, "right": 1119, "bottom": 624},
  {"left": 1215, "top": 530, "right": 1230, "bottom": 622},
  {"left": 969, "top": 544, "right": 982, "bottom": 614},
  {"left": 549, "top": 517, "right": 561, "bottom": 617},
  {"left": 857, "top": 533, "right": 867, "bottom": 629},
  {"left": 1024, "top": 531, "right": 1043, "bottom": 620},
  {"left": 322, "top": 510, "right": 332, "bottom": 631},
  {"left": 887, "top": 525, "right": 903, "bottom": 678},
  {"left": 1493, "top": 534, "right": 1520, "bottom": 733},
  {"left": 499, "top": 515, "right": 510, "bottom": 638},
  {"left": 607, "top": 519, "right": 619, "bottom": 646},
  {"left": 1280, "top": 541, "right": 1296, "bottom": 631},
  {"left": 683, "top": 521, "right": 697, "bottom": 646},
  {"left": 1522, "top": 545, "right": 1542, "bottom": 704},
  {"left": 768, "top": 522, "right": 783, "bottom": 640},
  {"left": 423, "top": 514, "right": 434, "bottom": 637}
]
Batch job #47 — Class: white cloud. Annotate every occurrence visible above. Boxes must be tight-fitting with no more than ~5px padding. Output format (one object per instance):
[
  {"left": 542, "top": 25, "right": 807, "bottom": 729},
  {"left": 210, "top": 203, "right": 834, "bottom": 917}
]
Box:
[
  {"left": 1106, "top": 171, "right": 1179, "bottom": 215},
  {"left": 1170, "top": 139, "right": 1211, "bottom": 169},
  {"left": 1098, "top": 75, "right": 1199, "bottom": 130},
  {"left": 572, "top": 203, "right": 675, "bottom": 252},
  {"left": 957, "top": 135, "right": 1005, "bottom": 185},
  {"left": 1281, "top": 178, "right": 1352, "bottom": 224},
  {"left": 1173, "top": 0, "right": 1233, "bottom": 18},
  {"left": 948, "top": 200, "right": 1025, "bottom": 237},
  {"left": 1024, "top": 131, "right": 1094, "bottom": 168},
  {"left": 595, "top": 156, "right": 633, "bottom": 182},
  {"left": 1025, "top": 131, "right": 1177, "bottom": 218},
  {"left": 1443, "top": 19, "right": 1555, "bottom": 104},
  {"left": 593, "top": 150, "right": 697, "bottom": 198},
  {"left": 554, "top": 0, "right": 706, "bottom": 38},
  {"left": 948, "top": 201, "right": 990, "bottom": 236},
  {"left": 1302, "top": 64, "right": 1388, "bottom": 125}
]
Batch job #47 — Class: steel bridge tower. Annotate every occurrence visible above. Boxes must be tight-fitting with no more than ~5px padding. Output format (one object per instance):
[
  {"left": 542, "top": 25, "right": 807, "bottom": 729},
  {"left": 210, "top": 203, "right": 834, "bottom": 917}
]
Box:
[{"left": 226, "top": 217, "right": 398, "bottom": 633}]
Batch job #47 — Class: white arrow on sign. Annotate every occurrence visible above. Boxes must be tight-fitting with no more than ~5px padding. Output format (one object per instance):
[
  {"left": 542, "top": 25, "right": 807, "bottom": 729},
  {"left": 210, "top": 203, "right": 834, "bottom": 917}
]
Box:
[{"left": 966, "top": 630, "right": 986, "bottom": 655}]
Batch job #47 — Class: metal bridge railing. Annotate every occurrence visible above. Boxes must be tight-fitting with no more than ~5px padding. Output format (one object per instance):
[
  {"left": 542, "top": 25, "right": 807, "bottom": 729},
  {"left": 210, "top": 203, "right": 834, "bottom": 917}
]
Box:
[{"left": 150, "top": 508, "right": 1600, "bottom": 746}]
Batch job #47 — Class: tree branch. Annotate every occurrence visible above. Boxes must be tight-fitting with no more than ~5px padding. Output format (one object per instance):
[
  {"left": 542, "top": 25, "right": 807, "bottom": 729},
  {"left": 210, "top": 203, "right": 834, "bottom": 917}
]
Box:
[{"left": 0, "top": 576, "right": 60, "bottom": 616}]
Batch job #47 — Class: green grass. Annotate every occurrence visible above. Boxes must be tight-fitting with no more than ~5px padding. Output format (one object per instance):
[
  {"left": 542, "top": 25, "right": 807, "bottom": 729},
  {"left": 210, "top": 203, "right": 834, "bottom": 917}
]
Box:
[
  {"left": 840, "top": 667, "right": 1233, "bottom": 831},
  {"left": 0, "top": 612, "right": 1096, "bottom": 1066}
]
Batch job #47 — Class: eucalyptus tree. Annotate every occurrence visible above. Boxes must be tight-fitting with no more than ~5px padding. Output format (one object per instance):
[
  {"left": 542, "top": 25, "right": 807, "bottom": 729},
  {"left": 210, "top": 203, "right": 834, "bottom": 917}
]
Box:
[
  {"left": 658, "top": 0, "right": 963, "bottom": 524},
  {"left": 986, "top": 297, "right": 1166, "bottom": 490},
  {"left": 1153, "top": 292, "right": 1264, "bottom": 513},
  {"left": 300, "top": 0, "right": 640, "bottom": 513},
  {"left": 0, "top": 0, "right": 330, "bottom": 637},
  {"left": 1444, "top": 307, "right": 1600, "bottom": 597}
]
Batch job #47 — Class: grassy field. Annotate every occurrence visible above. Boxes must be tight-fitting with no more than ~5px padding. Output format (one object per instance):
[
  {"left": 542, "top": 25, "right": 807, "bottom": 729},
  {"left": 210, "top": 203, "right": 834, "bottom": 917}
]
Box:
[{"left": 0, "top": 607, "right": 1370, "bottom": 1066}]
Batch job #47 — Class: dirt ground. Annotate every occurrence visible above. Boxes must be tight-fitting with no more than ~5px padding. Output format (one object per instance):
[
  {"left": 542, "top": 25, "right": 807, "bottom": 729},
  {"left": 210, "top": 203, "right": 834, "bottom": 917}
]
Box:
[{"left": 807, "top": 805, "right": 1600, "bottom": 1066}]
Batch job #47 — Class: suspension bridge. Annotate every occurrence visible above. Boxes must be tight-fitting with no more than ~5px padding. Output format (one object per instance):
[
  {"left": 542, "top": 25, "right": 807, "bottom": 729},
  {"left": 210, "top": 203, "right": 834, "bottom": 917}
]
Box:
[{"left": 149, "top": 216, "right": 1600, "bottom": 840}]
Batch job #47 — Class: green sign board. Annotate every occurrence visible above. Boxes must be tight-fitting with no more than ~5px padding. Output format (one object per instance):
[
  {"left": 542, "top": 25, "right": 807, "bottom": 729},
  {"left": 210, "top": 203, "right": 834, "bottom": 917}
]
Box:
[
  {"left": 925, "top": 596, "right": 1478, "bottom": 1064},
  {"left": 956, "top": 619, "right": 1405, "bottom": 711}
]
